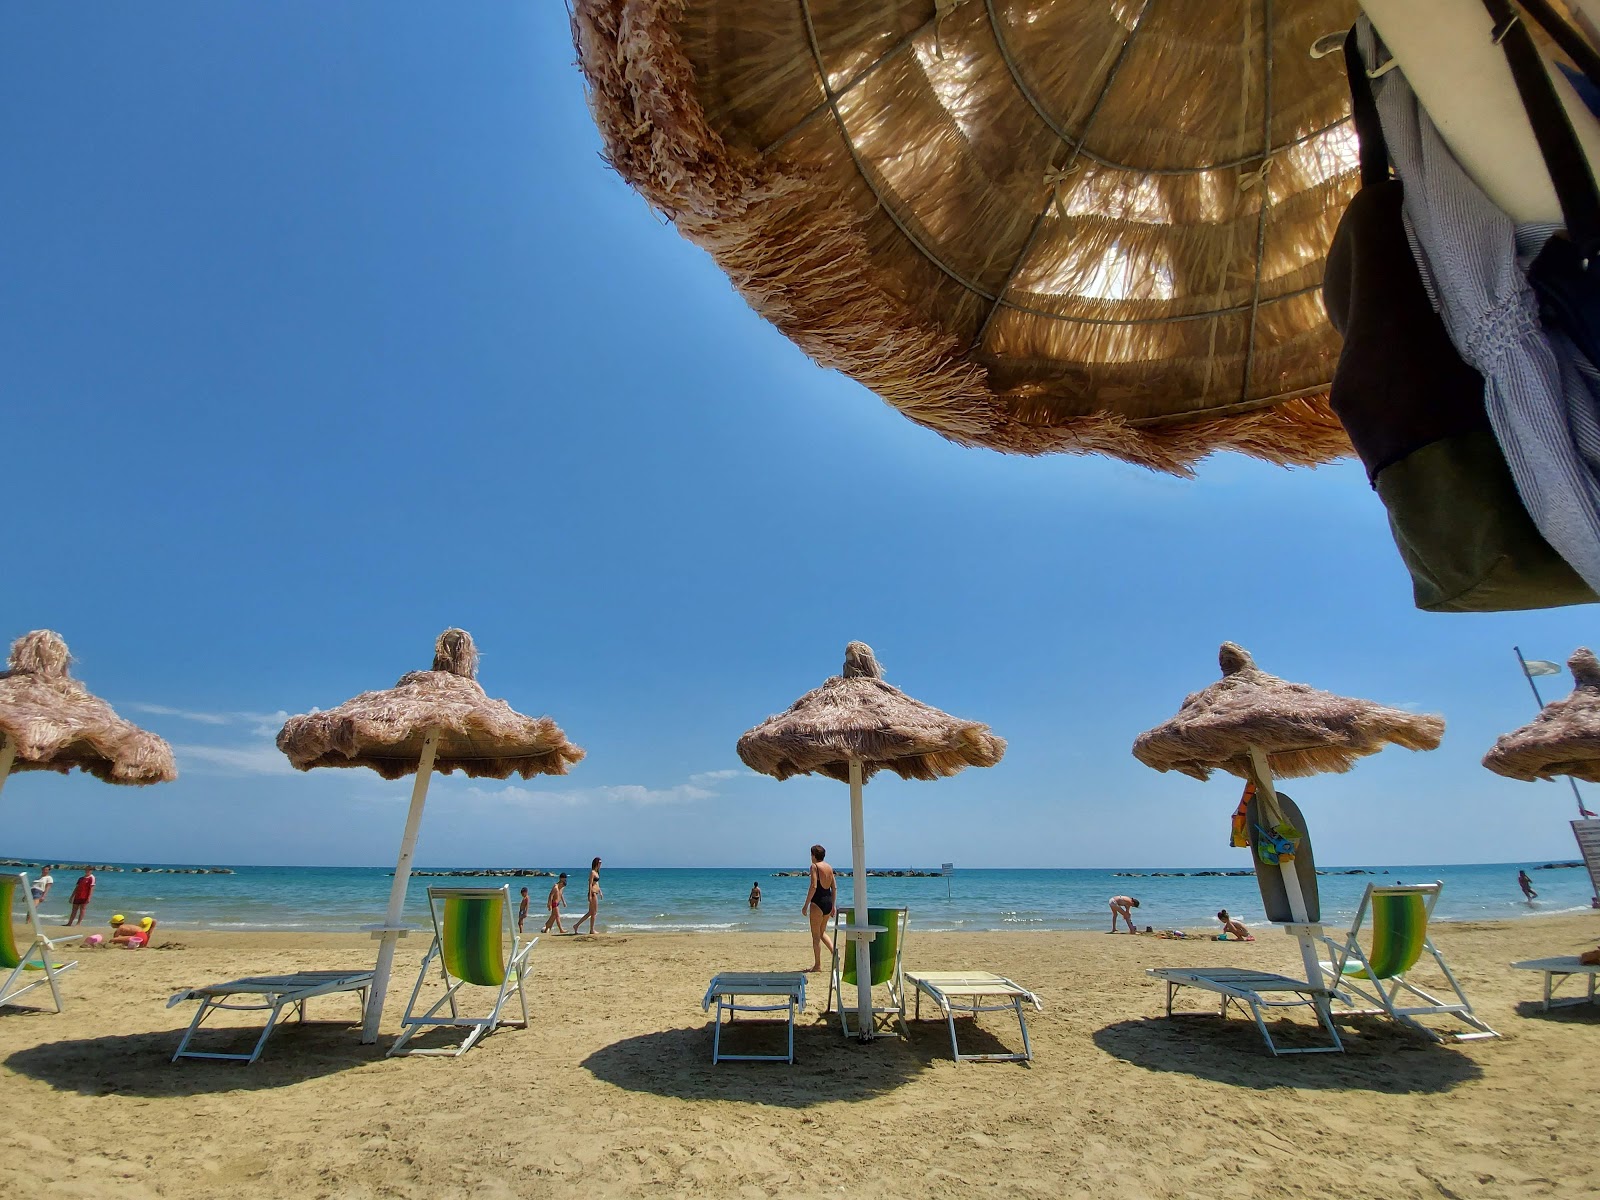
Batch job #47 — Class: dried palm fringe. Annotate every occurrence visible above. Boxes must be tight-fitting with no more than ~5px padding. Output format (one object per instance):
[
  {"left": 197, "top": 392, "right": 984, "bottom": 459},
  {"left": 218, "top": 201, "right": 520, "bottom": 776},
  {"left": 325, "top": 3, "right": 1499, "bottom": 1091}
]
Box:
[
  {"left": 574, "top": 0, "right": 1355, "bottom": 475},
  {"left": 1484, "top": 648, "right": 1600, "bottom": 782}
]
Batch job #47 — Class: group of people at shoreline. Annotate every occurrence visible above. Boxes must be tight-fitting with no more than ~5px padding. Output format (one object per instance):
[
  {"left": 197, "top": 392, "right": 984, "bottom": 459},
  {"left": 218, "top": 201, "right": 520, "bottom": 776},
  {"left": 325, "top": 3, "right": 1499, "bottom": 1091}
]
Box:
[{"left": 516, "top": 858, "right": 604, "bottom": 937}]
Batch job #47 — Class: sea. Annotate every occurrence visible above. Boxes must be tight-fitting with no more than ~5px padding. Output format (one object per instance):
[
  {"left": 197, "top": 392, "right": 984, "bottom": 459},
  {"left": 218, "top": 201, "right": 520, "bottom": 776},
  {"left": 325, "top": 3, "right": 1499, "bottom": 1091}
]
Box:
[{"left": 7, "top": 860, "right": 1597, "bottom": 934}]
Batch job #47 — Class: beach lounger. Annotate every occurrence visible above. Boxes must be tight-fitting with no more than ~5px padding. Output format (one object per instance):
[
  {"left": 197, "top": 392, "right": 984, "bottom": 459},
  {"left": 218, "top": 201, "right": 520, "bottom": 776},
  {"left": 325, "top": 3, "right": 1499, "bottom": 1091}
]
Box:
[
  {"left": 167, "top": 971, "right": 374, "bottom": 1063},
  {"left": 825, "top": 906, "right": 909, "bottom": 1039},
  {"left": 1147, "top": 967, "right": 1345, "bottom": 1056},
  {"left": 1318, "top": 882, "right": 1498, "bottom": 1042},
  {"left": 388, "top": 886, "right": 536, "bottom": 1058},
  {"left": 1, "top": 872, "right": 81, "bottom": 1013},
  {"left": 1511, "top": 956, "right": 1600, "bottom": 1012},
  {"left": 701, "top": 972, "right": 808, "bottom": 1064},
  {"left": 905, "top": 970, "right": 1042, "bottom": 1063}
]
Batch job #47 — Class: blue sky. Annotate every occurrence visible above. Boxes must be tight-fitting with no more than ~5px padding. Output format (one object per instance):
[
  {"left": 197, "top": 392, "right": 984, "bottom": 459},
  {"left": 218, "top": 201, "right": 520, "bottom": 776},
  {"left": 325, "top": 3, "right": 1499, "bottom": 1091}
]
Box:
[{"left": 2, "top": 4, "right": 1595, "bottom": 871}]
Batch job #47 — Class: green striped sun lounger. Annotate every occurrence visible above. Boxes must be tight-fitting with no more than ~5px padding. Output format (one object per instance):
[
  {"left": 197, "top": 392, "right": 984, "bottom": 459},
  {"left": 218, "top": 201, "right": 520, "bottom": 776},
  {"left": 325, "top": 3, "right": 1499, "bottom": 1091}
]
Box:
[
  {"left": 1319, "top": 882, "right": 1498, "bottom": 1042},
  {"left": 388, "top": 886, "right": 537, "bottom": 1058},
  {"left": 1, "top": 872, "right": 81, "bottom": 1013}
]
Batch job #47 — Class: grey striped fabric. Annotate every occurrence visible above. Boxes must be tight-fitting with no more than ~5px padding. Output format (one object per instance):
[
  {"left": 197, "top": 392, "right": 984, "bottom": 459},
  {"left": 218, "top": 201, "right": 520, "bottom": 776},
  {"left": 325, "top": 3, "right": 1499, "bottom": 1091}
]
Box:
[{"left": 1357, "top": 18, "right": 1600, "bottom": 595}]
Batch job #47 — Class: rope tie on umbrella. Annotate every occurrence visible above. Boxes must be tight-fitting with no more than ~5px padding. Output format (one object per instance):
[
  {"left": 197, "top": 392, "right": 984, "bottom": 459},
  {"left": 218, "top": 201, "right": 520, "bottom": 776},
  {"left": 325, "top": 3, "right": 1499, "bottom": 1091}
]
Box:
[
  {"left": 1042, "top": 162, "right": 1081, "bottom": 220},
  {"left": 932, "top": 0, "right": 969, "bottom": 59},
  {"left": 1238, "top": 156, "right": 1274, "bottom": 193}
]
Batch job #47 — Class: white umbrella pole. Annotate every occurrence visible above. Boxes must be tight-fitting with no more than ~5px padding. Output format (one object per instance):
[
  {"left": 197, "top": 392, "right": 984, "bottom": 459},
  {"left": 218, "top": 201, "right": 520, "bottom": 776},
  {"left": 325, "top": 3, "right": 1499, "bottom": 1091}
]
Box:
[
  {"left": 848, "top": 759, "right": 873, "bottom": 1040},
  {"left": 1247, "top": 747, "right": 1324, "bottom": 988},
  {"left": 0, "top": 735, "right": 15, "bottom": 801},
  {"left": 361, "top": 728, "right": 439, "bottom": 1044}
]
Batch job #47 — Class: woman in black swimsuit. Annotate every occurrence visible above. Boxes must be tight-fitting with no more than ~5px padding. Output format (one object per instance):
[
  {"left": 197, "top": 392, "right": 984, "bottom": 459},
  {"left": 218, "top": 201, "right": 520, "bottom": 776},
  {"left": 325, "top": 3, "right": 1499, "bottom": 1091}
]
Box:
[{"left": 802, "top": 843, "right": 836, "bottom": 973}]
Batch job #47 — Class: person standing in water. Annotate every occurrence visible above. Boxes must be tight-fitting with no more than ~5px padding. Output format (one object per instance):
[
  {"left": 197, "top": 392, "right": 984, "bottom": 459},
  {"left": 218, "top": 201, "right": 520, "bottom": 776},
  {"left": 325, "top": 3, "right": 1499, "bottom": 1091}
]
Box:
[
  {"left": 1518, "top": 869, "right": 1539, "bottom": 901},
  {"left": 571, "top": 858, "right": 602, "bottom": 935},
  {"left": 748, "top": 881, "right": 762, "bottom": 909},
  {"left": 802, "top": 845, "right": 836, "bottom": 972}
]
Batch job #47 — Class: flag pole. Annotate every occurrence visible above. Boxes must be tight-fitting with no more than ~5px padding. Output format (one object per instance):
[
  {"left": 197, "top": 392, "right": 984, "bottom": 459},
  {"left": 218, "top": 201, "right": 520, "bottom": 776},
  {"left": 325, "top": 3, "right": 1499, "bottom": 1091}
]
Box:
[{"left": 1514, "top": 647, "right": 1593, "bottom": 818}]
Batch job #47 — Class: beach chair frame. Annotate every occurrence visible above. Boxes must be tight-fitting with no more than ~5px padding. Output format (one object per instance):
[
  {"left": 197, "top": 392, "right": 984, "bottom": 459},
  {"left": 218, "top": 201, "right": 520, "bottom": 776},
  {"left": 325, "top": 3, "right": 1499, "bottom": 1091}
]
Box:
[
  {"left": 168, "top": 971, "right": 374, "bottom": 1064},
  {"left": 1149, "top": 967, "right": 1346, "bottom": 1056},
  {"left": 825, "top": 906, "right": 909, "bottom": 1039},
  {"left": 388, "top": 886, "right": 536, "bottom": 1058},
  {"left": 1, "top": 872, "right": 81, "bottom": 1014},
  {"left": 701, "top": 972, "right": 808, "bottom": 1064},
  {"left": 1319, "top": 882, "right": 1498, "bottom": 1042},
  {"left": 906, "top": 971, "right": 1043, "bottom": 1063}
]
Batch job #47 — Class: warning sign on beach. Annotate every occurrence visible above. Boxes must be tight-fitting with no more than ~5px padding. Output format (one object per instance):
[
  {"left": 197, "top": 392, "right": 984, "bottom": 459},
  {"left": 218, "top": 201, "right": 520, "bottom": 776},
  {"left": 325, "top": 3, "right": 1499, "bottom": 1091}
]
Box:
[{"left": 1572, "top": 819, "right": 1600, "bottom": 898}]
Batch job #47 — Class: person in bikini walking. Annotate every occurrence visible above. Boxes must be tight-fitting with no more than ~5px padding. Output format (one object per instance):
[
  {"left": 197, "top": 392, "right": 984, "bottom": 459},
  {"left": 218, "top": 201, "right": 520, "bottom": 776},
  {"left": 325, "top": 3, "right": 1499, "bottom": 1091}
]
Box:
[{"left": 802, "top": 844, "right": 836, "bottom": 973}]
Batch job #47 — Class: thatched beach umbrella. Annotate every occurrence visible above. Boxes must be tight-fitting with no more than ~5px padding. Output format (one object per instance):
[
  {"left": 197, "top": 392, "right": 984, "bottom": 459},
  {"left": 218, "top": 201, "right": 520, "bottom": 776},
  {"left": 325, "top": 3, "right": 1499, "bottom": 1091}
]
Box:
[
  {"left": 738, "top": 641, "right": 1004, "bottom": 1036},
  {"left": 1484, "top": 649, "right": 1600, "bottom": 784},
  {"left": 0, "top": 630, "right": 176, "bottom": 798},
  {"left": 277, "top": 628, "right": 584, "bottom": 1043},
  {"left": 573, "top": 0, "right": 1363, "bottom": 474},
  {"left": 1133, "top": 642, "right": 1443, "bottom": 980}
]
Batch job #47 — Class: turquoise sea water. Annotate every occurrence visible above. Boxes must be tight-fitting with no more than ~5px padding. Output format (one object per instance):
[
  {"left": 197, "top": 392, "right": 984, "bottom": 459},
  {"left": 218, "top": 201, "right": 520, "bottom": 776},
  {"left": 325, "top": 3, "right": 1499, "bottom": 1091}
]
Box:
[{"left": 8, "top": 860, "right": 1597, "bottom": 934}]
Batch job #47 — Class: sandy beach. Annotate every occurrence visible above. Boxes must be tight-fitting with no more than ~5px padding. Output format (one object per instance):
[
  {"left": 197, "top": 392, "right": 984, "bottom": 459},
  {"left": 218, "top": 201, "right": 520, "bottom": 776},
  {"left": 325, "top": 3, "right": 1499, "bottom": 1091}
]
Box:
[{"left": 2, "top": 914, "right": 1597, "bottom": 1199}]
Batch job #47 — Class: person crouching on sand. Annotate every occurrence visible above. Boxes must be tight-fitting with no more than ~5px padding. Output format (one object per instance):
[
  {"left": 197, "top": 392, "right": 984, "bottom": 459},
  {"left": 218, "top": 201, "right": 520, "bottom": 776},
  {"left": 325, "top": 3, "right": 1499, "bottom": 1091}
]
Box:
[
  {"left": 97, "top": 915, "right": 156, "bottom": 948},
  {"left": 543, "top": 874, "right": 569, "bottom": 934},
  {"left": 1109, "top": 895, "right": 1140, "bottom": 933},
  {"left": 1214, "top": 909, "right": 1254, "bottom": 941}
]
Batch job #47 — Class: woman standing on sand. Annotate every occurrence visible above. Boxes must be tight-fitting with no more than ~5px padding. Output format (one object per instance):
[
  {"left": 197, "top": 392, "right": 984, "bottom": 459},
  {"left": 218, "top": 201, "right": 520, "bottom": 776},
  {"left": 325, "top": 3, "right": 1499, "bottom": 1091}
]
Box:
[
  {"left": 802, "top": 844, "right": 836, "bottom": 972},
  {"left": 571, "top": 858, "right": 602, "bottom": 934}
]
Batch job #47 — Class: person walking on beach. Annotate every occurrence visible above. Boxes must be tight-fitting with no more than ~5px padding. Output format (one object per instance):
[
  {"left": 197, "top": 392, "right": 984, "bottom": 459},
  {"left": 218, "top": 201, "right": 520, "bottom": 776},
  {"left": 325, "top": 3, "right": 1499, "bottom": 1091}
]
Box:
[
  {"left": 543, "top": 873, "right": 569, "bottom": 934},
  {"left": 802, "top": 845, "right": 836, "bottom": 973},
  {"left": 66, "top": 867, "right": 96, "bottom": 926},
  {"left": 749, "top": 881, "right": 762, "bottom": 909},
  {"left": 1518, "top": 869, "right": 1539, "bottom": 901},
  {"left": 517, "top": 887, "right": 530, "bottom": 933},
  {"left": 30, "top": 867, "right": 54, "bottom": 909},
  {"left": 1109, "top": 895, "right": 1140, "bottom": 933},
  {"left": 571, "top": 859, "right": 602, "bottom": 935}
]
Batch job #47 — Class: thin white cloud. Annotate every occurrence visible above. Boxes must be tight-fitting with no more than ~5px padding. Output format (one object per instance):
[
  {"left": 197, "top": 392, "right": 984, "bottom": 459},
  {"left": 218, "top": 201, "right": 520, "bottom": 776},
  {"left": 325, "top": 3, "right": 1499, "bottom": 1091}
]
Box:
[
  {"left": 458, "top": 768, "right": 747, "bottom": 810},
  {"left": 127, "top": 702, "right": 291, "bottom": 737},
  {"left": 174, "top": 742, "right": 296, "bottom": 777},
  {"left": 127, "top": 702, "right": 231, "bottom": 726},
  {"left": 688, "top": 768, "right": 753, "bottom": 784}
]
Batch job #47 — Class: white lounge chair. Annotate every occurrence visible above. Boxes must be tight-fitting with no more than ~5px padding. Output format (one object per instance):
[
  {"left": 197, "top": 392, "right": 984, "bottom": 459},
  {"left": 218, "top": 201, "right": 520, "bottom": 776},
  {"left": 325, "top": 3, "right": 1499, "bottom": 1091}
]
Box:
[
  {"left": 1147, "top": 966, "right": 1346, "bottom": 1055},
  {"left": 905, "top": 970, "right": 1042, "bottom": 1062},
  {"left": 824, "top": 906, "right": 909, "bottom": 1039},
  {"left": 1510, "top": 956, "right": 1600, "bottom": 1012},
  {"left": 388, "top": 886, "right": 536, "bottom": 1058},
  {"left": 1319, "top": 882, "right": 1497, "bottom": 1042},
  {"left": 701, "top": 972, "right": 808, "bottom": 1064},
  {"left": 1, "top": 872, "right": 81, "bottom": 1013},
  {"left": 168, "top": 971, "right": 374, "bottom": 1063}
]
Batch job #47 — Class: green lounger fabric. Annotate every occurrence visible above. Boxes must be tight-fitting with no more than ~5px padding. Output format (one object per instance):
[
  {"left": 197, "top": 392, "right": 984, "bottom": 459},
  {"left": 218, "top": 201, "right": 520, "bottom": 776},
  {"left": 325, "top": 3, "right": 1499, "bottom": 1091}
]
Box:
[
  {"left": 441, "top": 894, "right": 506, "bottom": 988},
  {"left": 1343, "top": 890, "right": 1427, "bottom": 981},
  {"left": 0, "top": 875, "right": 19, "bottom": 971},
  {"left": 841, "top": 907, "right": 900, "bottom": 989}
]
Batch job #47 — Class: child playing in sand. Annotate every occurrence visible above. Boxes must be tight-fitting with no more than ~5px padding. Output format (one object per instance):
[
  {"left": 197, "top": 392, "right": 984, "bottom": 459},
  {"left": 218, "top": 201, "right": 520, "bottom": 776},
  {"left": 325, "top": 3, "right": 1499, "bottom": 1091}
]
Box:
[
  {"left": 1214, "top": 909, "right": 1254, "bottom": 941},
  {"left": 543, "top": 873, "right": 569, "bottom": 934}
]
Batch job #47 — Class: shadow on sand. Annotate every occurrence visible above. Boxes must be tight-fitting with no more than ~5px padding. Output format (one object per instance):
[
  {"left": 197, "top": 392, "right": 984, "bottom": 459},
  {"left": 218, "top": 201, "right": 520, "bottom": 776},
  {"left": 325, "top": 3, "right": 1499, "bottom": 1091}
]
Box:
[
  {"left": 5, "top": 1021, "right": 381, "bottom": 1096},
  {"left": 582, "top": 1013, "right": 940, "bottom": 1106},
  {"left": 1092, "top": 1014, "right": 1483, "bottom": 1093}
]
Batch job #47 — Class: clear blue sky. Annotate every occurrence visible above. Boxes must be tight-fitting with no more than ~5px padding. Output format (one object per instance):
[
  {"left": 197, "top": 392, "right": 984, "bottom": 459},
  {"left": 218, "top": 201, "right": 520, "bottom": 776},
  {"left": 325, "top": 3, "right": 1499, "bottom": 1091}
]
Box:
[{"left": 2, "top": 4, "right": 1594, "bottom": 870}]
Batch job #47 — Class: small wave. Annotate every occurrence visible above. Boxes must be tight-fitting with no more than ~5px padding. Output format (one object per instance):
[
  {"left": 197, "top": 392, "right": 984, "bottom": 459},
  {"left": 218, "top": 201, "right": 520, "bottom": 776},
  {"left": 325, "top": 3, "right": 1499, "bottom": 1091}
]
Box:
[{"left": 607, "top": 922, "right": 743, "bottom": 933}]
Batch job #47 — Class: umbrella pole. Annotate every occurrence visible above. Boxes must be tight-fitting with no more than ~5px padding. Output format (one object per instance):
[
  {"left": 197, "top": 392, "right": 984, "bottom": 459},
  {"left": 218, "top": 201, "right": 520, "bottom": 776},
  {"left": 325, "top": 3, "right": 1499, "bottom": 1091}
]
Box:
[
  {"left": 361, "top": 727, "right": 440, "bottom": 1045},
  {"left": 1246, "top": 747, "right": 1324, "bottom": 988},
  {"left": 0, "top": 735, "right": 14, "bottom": 801},
  {"left": 848, "top": 758, "right": 873, "bottom": 1041}
]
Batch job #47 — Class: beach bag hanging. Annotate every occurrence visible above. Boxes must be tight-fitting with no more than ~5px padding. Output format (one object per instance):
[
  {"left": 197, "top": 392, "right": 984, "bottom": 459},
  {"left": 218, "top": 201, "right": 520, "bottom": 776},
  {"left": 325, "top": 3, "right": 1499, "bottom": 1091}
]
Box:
[{"left": 1323, "top": 29, "right": 1597, "bottom": 612}]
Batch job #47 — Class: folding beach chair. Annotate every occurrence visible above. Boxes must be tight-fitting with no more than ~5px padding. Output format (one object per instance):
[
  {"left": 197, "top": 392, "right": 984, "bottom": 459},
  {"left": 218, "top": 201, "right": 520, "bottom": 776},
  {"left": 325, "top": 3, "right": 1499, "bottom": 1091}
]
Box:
[
  {"left": 1147, "top": 966, "right": 1345, "bottom": 1056},
  {"left": 702, "top": 972, "right": 808, "bottom": 1064},
  {"left": 1319, "top": 882, "right": 1498, "bottom": 1042},
  {"left": 387, "top": 886, "right": 536, "bottom": 1058},
  {"left": 1, "top": 872, "right": 81, "bottom": 1013},
  {"left": 825, "top": 907, "right": 909, "bottom": 1038},
  {"left": 905, "top": 970, "right": 1043, "bottom": 1063},
  {"left": 168, "top": 971, "right": 374, "bottom": 1063}
]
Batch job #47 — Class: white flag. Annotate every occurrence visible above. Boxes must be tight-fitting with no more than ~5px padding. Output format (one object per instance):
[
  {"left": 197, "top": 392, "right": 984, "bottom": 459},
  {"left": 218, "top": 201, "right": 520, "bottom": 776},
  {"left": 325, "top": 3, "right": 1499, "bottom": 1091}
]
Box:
[{"left": 1524, "top": 659, "right": 1563, "bottom": 676}]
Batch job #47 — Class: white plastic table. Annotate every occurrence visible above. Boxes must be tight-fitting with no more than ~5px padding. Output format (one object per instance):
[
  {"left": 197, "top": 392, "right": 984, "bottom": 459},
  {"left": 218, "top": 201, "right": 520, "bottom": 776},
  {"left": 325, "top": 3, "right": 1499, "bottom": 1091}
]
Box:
[{"left": 1511, "top": 957, "right": 1600, "bottom": 1011}]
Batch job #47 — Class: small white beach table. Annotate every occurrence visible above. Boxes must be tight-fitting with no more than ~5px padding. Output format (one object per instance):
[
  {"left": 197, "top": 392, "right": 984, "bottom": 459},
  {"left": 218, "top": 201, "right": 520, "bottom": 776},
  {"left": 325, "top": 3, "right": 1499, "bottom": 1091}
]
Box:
[
  {"left": 702, "top": 972, "right": 808, "bottom": 1064},
  {"left": 905, "top": 971, "right": 1042, "bottom": 1063},
  {"left": 1511, "top": 957, "right": 1600, "bottom": 1012},
  {"left": 168, "top": 970, "right": 375, "bottom": 1064}
]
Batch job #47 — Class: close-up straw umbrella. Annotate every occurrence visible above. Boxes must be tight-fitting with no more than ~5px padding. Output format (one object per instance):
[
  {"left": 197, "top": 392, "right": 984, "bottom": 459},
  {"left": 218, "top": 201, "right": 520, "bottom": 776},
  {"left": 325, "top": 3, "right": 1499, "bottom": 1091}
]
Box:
[
  {"left": 277, "top": 628, "right": 585, "bottom": 1044},
  {"left": 1132, "top": 641, "right": 1444, "bottom": 982},
  {"left": 737, "top": 641, "right": 1004, "bottom": 1038},
  {"left": 0, "top": 629, "right": 176, "bottom": 799},
  {"left": 573, "top": 0, "right": 1365, "bottom": 474},
  {"left": 1483, "top": 649, "right": 1600, "bottom": 784}
]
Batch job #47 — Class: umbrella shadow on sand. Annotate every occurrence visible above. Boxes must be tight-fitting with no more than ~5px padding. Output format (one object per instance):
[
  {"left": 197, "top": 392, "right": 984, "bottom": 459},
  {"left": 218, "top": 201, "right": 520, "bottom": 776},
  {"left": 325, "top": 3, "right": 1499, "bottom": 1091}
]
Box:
[
  {"left": 5, "top": 1024, "right": 380, "bottom": 1096},
  {"left": 582, "top": 1020, "right": 927, "bottom": 1107},
  {"left": 1092, "top": 1015, "right": 1482, "bottom": 1094}
]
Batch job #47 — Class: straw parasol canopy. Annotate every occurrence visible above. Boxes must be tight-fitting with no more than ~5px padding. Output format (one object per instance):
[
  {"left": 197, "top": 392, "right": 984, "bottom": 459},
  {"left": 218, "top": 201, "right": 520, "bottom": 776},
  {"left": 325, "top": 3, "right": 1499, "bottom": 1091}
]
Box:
[
  {"left": 0, "top": 630, "right": 176, "bottom": 787},
  {"left": 1132, "top": 642, "right": 1444, "bottom": 782},
  {"left": 573, "top": 0, "right": 1360, "bottom": 474},
  {"left": 1483, "top": 649, "right": 1600, "bottom": 783},
  {"left": 737, "top": 641, "right": 1005, "bottom": 781},
  {"left": 277, "top": 628, "right": 585, "bottom": 780},
  {"left": 277, "top": 628, "right": 583, "bottom": 1045}
]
